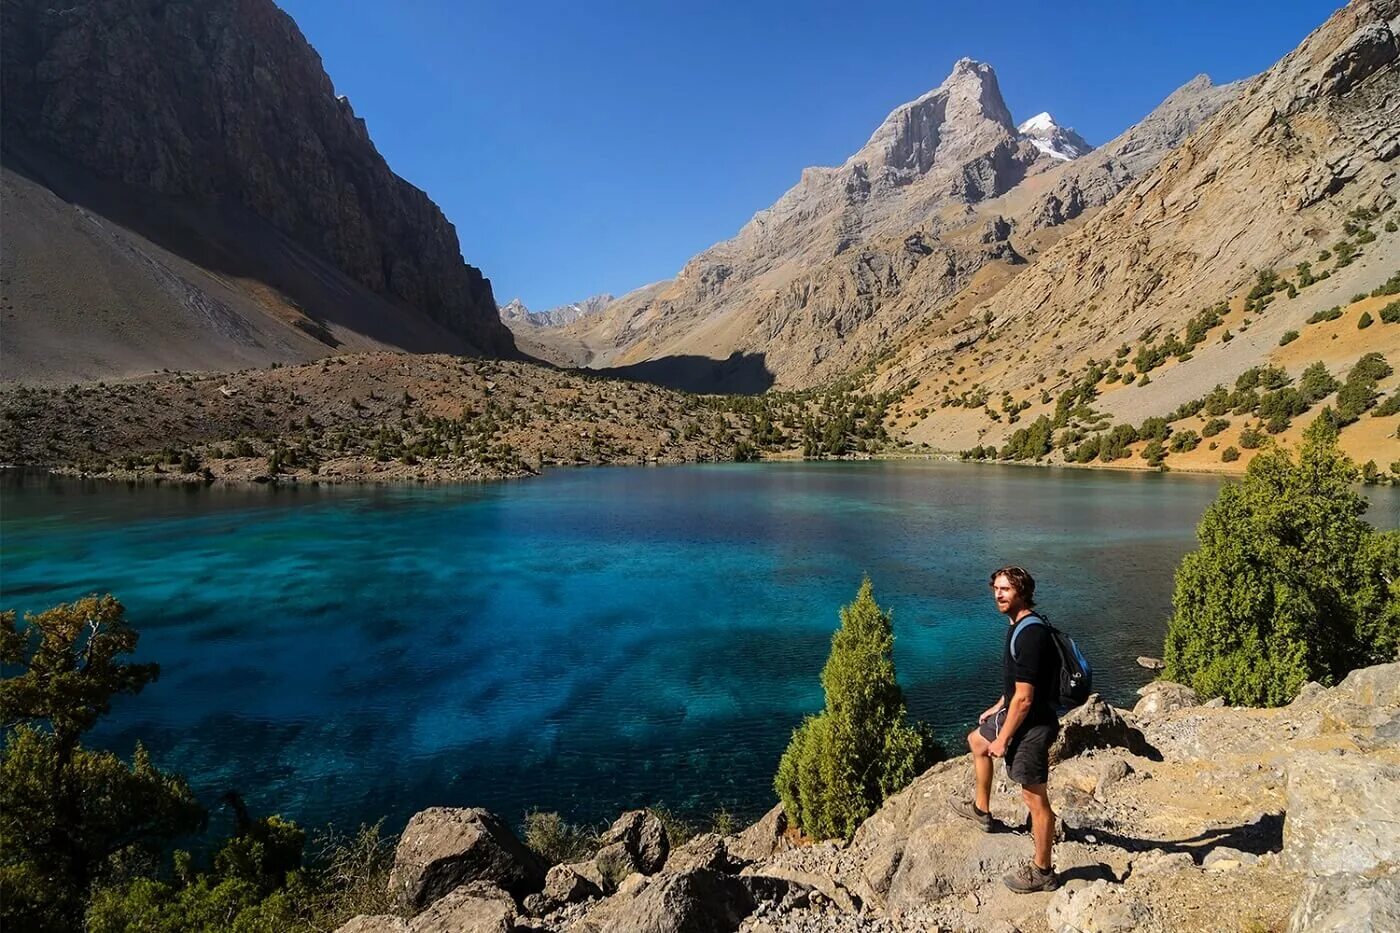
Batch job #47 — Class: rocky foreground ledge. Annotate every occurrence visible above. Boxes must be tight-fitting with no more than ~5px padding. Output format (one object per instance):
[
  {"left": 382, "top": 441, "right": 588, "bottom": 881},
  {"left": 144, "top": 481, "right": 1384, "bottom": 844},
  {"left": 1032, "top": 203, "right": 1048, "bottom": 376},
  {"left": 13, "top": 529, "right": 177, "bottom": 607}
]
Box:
[{"left": 339, "top": 663, "right": 1400, "bottom": 933}]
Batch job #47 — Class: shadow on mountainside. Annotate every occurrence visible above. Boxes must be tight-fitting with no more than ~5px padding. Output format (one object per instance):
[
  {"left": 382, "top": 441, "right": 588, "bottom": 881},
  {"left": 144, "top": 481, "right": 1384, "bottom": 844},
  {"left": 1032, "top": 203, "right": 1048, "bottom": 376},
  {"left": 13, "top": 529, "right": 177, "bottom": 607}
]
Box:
[
  {"left": 594, "top": 351, "right": 775, "bottom": 394},
  {"left": 1, "top": 139, "right": 483, "bottom": 361},
  {"left": 1063, "top": 811, "right": 1284, "bottom": 860}
]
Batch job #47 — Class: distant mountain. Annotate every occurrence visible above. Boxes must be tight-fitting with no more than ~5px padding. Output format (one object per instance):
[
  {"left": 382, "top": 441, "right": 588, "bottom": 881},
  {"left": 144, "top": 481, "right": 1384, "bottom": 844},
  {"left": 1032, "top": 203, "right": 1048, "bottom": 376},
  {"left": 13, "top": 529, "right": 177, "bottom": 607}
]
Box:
[
  {"left": 500, "top": 294, "right": 615, "bottom": 328},
  {"left": 0, "top": 0, "right": 515, "bottom": 383},
  {"left": 1016, "top": 112, "right": 1092, "bottom": 161},
  {"left": 875, "top": 0, "right": 1400, "bottom": 456},
  {"left": 544, "top": 59, "right": 1234, "bottom": 391}
]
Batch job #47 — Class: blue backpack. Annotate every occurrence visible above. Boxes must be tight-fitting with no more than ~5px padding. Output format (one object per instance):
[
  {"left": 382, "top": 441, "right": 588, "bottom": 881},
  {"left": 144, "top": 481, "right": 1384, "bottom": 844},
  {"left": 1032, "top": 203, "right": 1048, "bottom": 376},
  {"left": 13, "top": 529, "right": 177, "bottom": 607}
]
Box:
[{"left": 1010, "top": 614, "right": 1093, "bottom": 711}]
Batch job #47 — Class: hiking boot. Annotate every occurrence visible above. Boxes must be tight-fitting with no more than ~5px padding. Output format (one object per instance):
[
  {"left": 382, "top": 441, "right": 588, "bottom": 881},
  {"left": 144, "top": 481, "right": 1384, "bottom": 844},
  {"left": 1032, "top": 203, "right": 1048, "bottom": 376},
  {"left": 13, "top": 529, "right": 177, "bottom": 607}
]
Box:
[
  {"left": 949, "top": 797, "right": 1000, "bottom": 832},
  {"left": 1003, "top": 860, "right": 1058, "bottom": 893}
]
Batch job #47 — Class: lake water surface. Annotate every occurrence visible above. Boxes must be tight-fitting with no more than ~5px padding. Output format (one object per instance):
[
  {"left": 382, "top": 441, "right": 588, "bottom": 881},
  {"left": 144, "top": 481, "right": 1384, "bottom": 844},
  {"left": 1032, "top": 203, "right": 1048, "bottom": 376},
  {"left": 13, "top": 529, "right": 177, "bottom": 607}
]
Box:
[{"left": 5, "top": 461, "right": 1386, "bottom": 835}]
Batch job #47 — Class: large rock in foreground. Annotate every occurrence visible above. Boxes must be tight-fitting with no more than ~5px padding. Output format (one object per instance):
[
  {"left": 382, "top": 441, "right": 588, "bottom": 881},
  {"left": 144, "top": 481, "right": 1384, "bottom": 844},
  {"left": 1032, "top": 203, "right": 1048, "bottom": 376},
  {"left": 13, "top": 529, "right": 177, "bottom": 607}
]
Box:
[
  {"left": 1282, "top": 750, "right": 1400, "bottom": 874},
  {"left": 387, "top": 808, "right": 545, "bottom": 913},
  {"left": 597, "top": 868, "right": 796, "bottom": 933}
]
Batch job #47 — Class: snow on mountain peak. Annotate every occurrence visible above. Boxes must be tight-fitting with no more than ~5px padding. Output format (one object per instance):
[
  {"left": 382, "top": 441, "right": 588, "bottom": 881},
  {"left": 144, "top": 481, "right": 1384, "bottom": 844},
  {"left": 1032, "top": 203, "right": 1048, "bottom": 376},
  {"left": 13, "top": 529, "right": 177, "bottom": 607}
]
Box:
[
  {"left": 1017, "top": 111, "right": 1091, "bottom": 161},
  {"left": 1018, "top": 111, "right": 1056, "bottom": 134}
]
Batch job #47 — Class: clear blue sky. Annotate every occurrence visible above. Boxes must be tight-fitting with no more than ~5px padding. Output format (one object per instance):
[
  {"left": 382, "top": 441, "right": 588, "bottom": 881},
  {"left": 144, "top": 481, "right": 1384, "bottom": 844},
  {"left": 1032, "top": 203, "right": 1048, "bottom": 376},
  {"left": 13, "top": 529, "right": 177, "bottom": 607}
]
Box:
[{"left": 280, "top": 0, "right": 1342, "bottom": 310}]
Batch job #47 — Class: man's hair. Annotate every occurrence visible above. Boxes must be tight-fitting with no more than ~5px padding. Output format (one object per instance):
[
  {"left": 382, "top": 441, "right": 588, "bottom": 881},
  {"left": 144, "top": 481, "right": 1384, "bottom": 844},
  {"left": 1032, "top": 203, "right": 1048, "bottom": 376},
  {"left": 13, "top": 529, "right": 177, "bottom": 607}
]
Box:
[{"left": 989, "top": 565, "right": 1036, "bottom": 608}]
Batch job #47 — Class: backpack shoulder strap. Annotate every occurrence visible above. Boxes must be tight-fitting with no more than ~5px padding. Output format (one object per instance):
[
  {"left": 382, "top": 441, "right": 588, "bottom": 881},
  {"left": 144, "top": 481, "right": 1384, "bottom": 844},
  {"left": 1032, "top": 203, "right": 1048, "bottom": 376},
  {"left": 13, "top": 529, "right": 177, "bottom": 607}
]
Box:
[{"left": 1009, "top": 613, "right": 1046, "bottom": 661}]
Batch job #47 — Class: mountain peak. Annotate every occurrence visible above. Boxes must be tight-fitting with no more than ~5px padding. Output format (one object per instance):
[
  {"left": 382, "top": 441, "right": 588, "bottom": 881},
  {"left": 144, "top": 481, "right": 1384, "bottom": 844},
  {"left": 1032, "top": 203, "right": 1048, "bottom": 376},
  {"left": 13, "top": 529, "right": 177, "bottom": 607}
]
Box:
[
  {"left": 1017, "top": 110, "right": 1092, "bottom": 161},
  {"left": 851, "top": 58, "right": 1015, "bottom": 175}
]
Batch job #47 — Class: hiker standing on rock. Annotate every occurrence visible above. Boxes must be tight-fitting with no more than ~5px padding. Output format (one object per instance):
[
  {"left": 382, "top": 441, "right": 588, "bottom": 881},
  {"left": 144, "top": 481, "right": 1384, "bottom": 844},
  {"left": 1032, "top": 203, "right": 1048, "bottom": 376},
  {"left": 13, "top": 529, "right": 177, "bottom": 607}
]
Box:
[{"left": 951, "top": 565, "right": 1061, "bottom": 893}]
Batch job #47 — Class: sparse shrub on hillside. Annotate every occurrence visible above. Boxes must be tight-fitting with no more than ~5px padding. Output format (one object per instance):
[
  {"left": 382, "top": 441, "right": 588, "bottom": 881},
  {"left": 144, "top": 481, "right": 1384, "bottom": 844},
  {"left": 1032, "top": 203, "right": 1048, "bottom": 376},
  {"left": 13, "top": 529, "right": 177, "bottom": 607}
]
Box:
[
  {"left": 1386, "top": 220, "right": 1398, "bottom": 233},
  {"left": 1374, "top": 393, "right": 1400, "bottom": 418},
  {"left": 1202, "top": 418, "right": 1230, "bottom": 438},
  {"left": 1336, "top": 353, "right": 1393, "bottom": 424},
  {"left": 1306, "top": 306, "right": 1343, "bottom": 325},
  {"left": 1371, "top": 271, "right": 1400, "bottom": 297},
  {"left": 1334, "top": 241, "right": 1358, "bottom": 269},
  {"left": 1299, "top": 362, "right": 1341, "bottom": 404},
  {"left": 1238, "top": 425, "right": 1267, "bottom": 450},
  {"left": 774, "top": 579, "right": 936, "bottom": 840},
  {"left": 1163, "top": 417, "right": 1400, "bottom": 706},
  {"left": 1382, "top": 301, "right": 1400, "bottom": 324},
  {"left": 1358, "top": 311, "right": 1374, "bottom": 329},
  {"left": 1279, "top": 330, "right": 1299, "bottom": 346},
  {"left": 1170, "top": 430, "right": 1201, "bottom": 453},
  {"left": 1142, "top": 439, "right": 1167, "bottom": 467},
  {"left": 1221, "top": 446, "right": 1241, "bottom": 463}
]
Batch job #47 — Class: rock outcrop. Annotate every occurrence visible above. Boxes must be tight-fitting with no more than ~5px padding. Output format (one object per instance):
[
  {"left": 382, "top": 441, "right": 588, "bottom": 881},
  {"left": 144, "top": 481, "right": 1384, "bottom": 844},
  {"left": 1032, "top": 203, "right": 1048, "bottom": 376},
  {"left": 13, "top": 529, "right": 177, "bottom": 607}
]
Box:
[
  {"left": 387, "top": 808, "right": 545, "bottom": 913},
  {"left": 342, "top": 661, "right": 1400, "bottom": 933},
  {"left": 1, "top": 0, "right": 515, "bottom": 382}
]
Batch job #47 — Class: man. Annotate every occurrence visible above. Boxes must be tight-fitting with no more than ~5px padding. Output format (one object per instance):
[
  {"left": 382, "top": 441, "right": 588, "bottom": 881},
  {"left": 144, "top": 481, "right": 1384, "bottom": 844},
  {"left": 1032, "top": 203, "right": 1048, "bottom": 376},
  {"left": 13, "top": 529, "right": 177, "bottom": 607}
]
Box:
[{"left": 950, "top": 565, "right": 1060, "bottom": 893}]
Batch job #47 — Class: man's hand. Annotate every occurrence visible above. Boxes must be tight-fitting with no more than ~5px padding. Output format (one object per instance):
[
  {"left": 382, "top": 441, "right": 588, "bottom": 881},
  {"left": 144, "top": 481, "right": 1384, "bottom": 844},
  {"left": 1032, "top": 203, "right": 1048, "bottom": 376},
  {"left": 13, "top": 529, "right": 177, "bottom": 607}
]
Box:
[{"left": 987, "top": 736, "right": 1007, "bottom": 758}]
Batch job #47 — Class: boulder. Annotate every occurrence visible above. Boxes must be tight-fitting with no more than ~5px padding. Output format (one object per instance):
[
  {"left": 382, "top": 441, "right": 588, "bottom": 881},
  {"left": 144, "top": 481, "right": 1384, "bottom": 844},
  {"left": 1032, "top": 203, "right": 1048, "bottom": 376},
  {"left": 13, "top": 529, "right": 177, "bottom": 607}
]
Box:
[
  {"left": 1288, "top": 868, "right": 1400, "bottom": 932},
  {"left": 524, "top": 861, "right": 603, "bottom": 915},
  {"left": 334, "top": 917, "right": 408, "bottom": 933},
  {"left": 1131, "top": 682, "right": 1199, "bottom": 717},
  {"left": 1045, "top": 879, "right": 1152, "bottom": 933},
  {"left": 665, "top": 832, "right": 735, "bottom": 873},
  {"left": 727, "top": 804, "right": 792, "bottom": 864},
  {"left": 408, "top": 881, "right": 515, "bottom": 933},
  {"left": 387, "top": 808, "right": 545, "bottom": 913},
  {"left": 1135, "top": 656, "right": 1166, "bottom": 670},
  {"left": 597, "top": 868, "right": 793, "bottom": 933},
  {"left": 597, "top": 809, "right": 669, "bottom": 875},
  {"left": 1282, "top": 751, "right": 1400, "bottom": 874},
  {"left": 1050, "top": 696, "right": 1158, "bottom": 764}
]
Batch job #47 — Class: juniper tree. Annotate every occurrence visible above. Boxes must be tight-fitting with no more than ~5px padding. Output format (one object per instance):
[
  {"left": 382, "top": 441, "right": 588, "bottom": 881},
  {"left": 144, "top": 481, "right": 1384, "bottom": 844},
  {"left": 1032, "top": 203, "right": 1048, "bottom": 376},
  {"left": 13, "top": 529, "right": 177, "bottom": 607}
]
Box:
[
  {"left": 774, "top": 579, "right": 935, "bottom": 840},
  {"left": 1, "top": 596, "right": 205, "bottom": 931},
  {"left": 1163, "top": 417, "right": 1400, "bottom": 706}
]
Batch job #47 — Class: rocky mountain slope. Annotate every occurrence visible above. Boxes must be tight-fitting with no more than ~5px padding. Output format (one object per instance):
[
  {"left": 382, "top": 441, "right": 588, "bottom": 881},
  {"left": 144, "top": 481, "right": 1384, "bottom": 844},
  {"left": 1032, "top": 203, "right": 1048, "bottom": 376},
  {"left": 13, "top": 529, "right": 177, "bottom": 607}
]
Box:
[
  {"left": 543, "top": 62, "right": 1238, "bottom": 392},
  {"left": 336, "top": 661, "right": 1400, "bottom": 932},
  {"left": 0, "top": 0, "right": 515, "bottom": 383},
  {"left": 874, "top": 0, "right": 1400, "bottom": 457},
  {"left": 1016, "top": 112, "right": 1091, "bottom": 162}
]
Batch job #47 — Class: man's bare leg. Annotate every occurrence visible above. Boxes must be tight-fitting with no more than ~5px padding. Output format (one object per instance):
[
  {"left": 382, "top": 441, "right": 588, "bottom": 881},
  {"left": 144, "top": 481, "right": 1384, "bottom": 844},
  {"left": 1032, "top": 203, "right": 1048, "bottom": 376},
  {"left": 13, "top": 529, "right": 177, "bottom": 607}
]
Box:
[
  {"left": 968, "top": 728, "right": 993, "bottom": 812},
  {"left": 1021, "top": 783, "right": 1055, "bottom": 870}
]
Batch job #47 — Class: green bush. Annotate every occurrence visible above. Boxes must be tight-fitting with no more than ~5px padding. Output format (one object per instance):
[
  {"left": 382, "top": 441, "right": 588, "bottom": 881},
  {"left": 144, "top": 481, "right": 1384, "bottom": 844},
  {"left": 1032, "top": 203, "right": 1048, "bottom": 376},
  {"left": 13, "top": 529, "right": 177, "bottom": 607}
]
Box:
[
  {"left": 774, "top": 579, "right": 936, "bottom": 840},
  {"left": 1358, "top": 311, "right": 1374, "bottom": 330},
  {"left": 1163, "top": 417, "right": 1400, "bottom": 706},
  {"left": 1382, "top": 300, "right": 1400, "bottom": 324},
  {"left": 1221, "top": 446, "right": 1241, "bottom": 463},
  {"left": 1202, "top": 418, "right": 1230, "bottom": 438},
  {"left": 522, "top": 810, "right": 597, "bottom": 865},
  {"left": 1336, "top": 353, "right": 1393, "bottom": 424},
  {"left": 1279, "top": 330, "right": 1299, "bottom": 346},
  {"left": 1299, "top": 362, "right": 1340, "bottom": 404}
]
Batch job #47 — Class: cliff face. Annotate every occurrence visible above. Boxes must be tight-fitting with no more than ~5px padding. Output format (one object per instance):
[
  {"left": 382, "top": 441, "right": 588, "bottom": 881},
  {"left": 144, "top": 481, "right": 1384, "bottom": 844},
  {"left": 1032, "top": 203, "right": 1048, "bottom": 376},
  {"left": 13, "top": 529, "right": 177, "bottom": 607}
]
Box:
[{"left": 1, "top": 0, "right": 514, "bottom": 359}]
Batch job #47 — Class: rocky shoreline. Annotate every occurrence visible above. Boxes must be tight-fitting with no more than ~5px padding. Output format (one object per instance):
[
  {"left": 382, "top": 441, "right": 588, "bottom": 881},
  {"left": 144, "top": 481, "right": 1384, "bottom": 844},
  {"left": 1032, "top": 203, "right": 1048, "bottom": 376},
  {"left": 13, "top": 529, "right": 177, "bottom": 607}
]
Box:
[{"left": 335, "top": 662, "right": 1400, "bottom": 933}]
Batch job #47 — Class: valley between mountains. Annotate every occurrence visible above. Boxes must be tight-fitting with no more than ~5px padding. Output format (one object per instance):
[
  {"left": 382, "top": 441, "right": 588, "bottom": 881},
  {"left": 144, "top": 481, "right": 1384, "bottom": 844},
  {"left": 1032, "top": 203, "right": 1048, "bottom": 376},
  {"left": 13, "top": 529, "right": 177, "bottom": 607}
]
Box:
[{"left": 1, "top": 0, "right": 1397, "bottom": 483}]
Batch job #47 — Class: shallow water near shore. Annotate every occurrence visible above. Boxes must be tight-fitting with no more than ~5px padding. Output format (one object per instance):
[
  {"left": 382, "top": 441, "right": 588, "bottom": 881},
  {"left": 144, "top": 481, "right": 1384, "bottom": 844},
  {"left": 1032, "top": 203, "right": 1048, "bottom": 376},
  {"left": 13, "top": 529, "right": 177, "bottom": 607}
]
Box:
[{"left": 2, "top": 461, "right": 1392, "bottom": 836}]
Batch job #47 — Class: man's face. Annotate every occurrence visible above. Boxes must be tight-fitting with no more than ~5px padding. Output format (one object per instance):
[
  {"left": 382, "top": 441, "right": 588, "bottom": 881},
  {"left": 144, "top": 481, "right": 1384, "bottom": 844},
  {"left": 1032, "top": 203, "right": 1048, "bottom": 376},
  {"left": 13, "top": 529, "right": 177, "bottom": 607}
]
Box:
[{"left": 992, "top": 574, "right": 1023, "bottom": 615}]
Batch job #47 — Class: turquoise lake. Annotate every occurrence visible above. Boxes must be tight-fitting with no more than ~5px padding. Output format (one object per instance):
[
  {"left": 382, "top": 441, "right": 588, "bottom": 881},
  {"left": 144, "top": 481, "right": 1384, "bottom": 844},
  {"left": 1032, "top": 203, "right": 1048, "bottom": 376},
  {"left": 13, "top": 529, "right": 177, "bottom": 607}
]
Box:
[{"left": 4, "top": 461, "right": 1392, "bottom": 835}]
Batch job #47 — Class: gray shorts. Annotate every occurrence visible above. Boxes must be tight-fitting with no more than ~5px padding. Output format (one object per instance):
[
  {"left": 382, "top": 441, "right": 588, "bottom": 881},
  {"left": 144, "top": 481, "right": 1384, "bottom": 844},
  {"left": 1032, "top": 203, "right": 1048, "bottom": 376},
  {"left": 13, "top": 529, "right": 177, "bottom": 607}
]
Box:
[{"left": 979, "top": 710, "right": 1058, "bottom": 787}]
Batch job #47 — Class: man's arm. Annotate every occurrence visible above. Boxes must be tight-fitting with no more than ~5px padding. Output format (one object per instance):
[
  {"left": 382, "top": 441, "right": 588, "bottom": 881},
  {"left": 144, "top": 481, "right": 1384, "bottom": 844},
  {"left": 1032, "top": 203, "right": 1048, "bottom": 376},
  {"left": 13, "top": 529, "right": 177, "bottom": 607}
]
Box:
[
  {"left": 980, "top": 696, "right": 1005, "bottom": 723},
  {"left": 989, "top": 681, "right": 1034, "bottom": 755}
]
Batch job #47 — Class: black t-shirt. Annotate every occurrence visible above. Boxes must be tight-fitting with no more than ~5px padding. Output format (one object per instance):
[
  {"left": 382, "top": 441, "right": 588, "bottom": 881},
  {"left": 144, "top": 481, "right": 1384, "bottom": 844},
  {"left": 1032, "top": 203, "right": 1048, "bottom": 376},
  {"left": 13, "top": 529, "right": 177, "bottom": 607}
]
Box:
[{"left": 1003, "top": 615, "right": 1060, "bottom": 731}]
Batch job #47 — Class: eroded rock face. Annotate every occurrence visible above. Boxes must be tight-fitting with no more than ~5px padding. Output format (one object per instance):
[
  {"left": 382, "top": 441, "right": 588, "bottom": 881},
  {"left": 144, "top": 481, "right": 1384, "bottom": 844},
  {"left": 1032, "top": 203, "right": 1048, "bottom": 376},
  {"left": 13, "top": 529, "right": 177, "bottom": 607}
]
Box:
[
  {"left": 1287, "top": 867, "right": 1400, "bottom": 932},
  {"left": 0, "top": 0, "right": 514, "bottom": 356},
  {"left": 597, "top": 809, "right": 670, "bottom": 876},
  {"left": 728, "top": 804, "right": 793, "bottom": 864},
  {"left": 387, "top": 808, "right": 545, "bottom": 914},
  {"left": 1282, "top": 751, "right": 1400, "bottom": 874}
]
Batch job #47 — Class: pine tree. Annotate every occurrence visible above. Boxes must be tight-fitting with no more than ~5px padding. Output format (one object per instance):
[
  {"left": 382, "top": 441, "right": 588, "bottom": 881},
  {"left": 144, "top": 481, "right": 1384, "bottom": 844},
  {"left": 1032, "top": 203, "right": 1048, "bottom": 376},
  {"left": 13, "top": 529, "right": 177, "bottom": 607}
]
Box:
[
  {"left": 774, "top": 579, "right": 935, "bottom": 840},
  {"left": 1163, "top": 417, "right": 1400, "bottom": 706}
]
